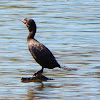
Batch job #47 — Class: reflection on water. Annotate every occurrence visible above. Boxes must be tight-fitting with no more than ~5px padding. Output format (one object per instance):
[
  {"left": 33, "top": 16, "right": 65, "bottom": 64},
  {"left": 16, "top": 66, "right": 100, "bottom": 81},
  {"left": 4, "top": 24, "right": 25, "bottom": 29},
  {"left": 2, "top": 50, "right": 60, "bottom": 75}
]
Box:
[{"left": 0, "top": 0, "right": 100, "bottom": 99}]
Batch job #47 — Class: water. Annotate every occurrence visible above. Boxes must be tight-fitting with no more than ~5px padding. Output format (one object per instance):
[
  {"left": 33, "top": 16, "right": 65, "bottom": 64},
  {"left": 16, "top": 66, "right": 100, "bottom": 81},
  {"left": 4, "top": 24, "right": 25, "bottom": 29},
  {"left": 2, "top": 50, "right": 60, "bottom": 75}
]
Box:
[{"left": 0, "top": 0, "right": 100, "bottom": 99}]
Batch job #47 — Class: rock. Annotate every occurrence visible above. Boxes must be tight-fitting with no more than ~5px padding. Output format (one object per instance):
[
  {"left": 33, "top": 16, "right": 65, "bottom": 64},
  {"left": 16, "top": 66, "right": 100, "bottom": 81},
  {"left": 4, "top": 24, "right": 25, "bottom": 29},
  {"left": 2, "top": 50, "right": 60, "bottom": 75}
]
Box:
[{"left": 21, "top": 74, "right": 53, "bottom": 83}]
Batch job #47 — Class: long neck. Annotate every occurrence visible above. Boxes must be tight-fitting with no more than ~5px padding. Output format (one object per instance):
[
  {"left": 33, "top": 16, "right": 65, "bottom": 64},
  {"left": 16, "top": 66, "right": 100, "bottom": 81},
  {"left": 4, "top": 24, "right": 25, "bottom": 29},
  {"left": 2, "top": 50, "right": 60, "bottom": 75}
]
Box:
[
  {"left": 27, "top": 25, "right": 36, "bottom": 40},
  {"left": 27, "top": 31, "right": 36, "bottom": 39}
]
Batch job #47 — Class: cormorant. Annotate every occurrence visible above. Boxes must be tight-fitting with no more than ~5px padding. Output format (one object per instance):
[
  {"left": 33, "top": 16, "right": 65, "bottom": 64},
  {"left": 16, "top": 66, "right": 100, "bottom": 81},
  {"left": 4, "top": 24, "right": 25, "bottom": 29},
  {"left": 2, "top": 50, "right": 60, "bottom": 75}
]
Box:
[{"left": 20, "top": 18, "right": 77, "bottom": 76}]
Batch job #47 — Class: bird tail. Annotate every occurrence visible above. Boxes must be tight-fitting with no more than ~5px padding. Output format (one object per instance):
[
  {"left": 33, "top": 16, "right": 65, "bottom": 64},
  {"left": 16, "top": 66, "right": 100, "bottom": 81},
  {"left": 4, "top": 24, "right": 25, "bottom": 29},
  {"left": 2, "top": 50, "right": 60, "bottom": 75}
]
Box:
[{"left": 60, "top": 66, "right": 77, "bottom": 71}]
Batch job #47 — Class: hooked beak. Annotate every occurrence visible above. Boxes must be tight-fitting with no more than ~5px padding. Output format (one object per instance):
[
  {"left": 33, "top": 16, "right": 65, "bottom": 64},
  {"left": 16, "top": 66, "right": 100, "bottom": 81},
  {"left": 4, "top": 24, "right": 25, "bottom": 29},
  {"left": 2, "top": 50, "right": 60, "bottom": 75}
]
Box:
[{"left": 18, "top": 19, "right": 27, "bottom": 24}]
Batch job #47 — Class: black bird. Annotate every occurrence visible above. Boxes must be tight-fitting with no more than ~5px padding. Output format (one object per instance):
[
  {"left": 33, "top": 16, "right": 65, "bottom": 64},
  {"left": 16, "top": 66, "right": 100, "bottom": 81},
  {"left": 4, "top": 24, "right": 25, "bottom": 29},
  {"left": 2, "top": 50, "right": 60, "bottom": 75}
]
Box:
[{"left": 20, "top": 18, "right": 77, "bottom": 76}]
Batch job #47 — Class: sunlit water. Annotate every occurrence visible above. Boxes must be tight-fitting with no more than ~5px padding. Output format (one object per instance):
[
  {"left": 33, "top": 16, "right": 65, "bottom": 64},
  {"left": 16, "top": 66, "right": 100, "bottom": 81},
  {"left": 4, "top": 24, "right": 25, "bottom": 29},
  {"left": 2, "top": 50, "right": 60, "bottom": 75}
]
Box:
[{"left": 0, "top": 0, "right": 100, "bottom": 99}]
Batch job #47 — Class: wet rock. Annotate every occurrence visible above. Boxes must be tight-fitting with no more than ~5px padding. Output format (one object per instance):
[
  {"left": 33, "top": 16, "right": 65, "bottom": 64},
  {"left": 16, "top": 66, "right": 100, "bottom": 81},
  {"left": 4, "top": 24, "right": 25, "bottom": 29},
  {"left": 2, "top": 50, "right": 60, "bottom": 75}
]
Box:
[{"left": 21, "top": 74, "right": 53, "bottom": 83}]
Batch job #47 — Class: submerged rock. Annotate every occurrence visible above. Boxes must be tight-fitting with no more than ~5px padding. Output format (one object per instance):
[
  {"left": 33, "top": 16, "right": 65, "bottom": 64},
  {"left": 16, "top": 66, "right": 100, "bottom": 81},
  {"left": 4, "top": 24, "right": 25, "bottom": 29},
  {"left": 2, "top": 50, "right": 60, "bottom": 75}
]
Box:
[{"left": 21, "top": 74, "right": 53, "bottom": 83}]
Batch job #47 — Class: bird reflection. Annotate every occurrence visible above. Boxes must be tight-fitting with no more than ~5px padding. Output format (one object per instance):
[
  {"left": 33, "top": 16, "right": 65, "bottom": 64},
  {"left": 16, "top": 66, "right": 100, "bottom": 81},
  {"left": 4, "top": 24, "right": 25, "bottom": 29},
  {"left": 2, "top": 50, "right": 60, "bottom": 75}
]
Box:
[{"left": 27, "top": 82, "right": 56, "bottom": 100}]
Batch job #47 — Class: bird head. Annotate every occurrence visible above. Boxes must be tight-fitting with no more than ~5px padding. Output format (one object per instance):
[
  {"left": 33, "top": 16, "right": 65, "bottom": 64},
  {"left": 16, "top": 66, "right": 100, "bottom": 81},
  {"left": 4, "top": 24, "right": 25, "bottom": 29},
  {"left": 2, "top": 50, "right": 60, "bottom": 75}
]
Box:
[{"left": 19, "top": 18, "right": 36, "bottom": 32}]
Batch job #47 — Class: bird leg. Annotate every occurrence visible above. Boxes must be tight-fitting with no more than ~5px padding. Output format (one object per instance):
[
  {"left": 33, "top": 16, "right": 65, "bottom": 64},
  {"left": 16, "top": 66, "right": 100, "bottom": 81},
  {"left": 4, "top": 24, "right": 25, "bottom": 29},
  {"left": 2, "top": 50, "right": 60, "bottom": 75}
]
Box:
[{"left": 33, "top": 67, "right": 44, "bottom": 76}]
